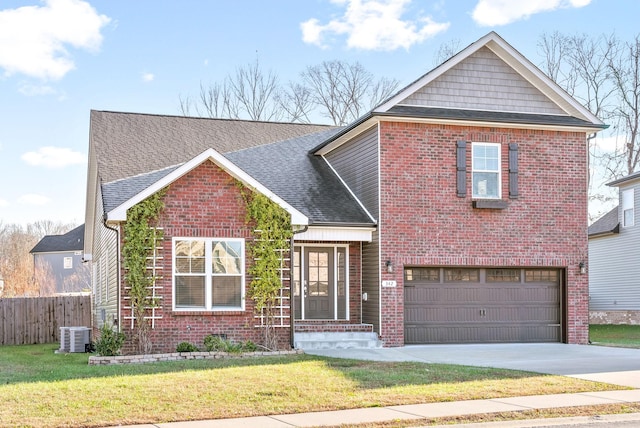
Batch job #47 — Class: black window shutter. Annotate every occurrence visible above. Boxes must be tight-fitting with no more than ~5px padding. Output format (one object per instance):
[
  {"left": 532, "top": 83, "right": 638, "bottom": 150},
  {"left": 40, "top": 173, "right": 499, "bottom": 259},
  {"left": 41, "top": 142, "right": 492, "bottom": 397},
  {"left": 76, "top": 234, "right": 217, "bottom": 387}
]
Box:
[
  {"left": 456, "top": 140, "right": 467, "bottom": 197},
  {"left": 509, "top": 143, "right": 519, "bottom": 199}
]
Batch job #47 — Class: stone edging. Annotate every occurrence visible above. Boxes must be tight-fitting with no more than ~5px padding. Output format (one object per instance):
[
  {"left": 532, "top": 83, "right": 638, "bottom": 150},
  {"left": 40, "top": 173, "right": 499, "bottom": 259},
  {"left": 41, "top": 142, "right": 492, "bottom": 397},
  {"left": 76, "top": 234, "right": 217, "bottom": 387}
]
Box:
[{"left": 88, "top": 349, "right": 304, "bottom": 365}]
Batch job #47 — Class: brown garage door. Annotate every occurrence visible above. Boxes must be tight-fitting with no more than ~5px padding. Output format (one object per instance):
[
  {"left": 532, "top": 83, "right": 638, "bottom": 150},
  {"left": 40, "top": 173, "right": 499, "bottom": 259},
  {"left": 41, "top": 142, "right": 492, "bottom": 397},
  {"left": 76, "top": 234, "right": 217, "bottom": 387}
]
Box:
[{"left": 404, "top": 268, "right": 562, "bottom": 344}]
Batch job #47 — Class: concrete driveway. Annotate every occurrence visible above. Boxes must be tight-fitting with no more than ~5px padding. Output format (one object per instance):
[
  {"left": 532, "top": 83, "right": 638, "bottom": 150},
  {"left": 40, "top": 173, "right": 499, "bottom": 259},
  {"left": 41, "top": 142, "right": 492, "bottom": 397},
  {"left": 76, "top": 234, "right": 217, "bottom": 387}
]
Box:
[{"left": 305, "top": 343, "right": 640, "bottom": 388}]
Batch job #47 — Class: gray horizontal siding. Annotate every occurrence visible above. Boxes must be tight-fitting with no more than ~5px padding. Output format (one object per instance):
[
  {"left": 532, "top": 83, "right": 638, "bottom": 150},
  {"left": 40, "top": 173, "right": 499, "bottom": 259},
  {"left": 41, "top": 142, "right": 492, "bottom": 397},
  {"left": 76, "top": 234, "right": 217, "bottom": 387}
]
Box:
[
  {"left": 324, "top": 126, "right": 379, "bottom": 220},
  {"left": 361, "top": 232, "right": 380, "bottom": 333},
  {"left": 401, "top": 47, "right": 565, "bottom": 115},
  {"left": 589, "top": 183, "right": 640, "bottom": 311}
]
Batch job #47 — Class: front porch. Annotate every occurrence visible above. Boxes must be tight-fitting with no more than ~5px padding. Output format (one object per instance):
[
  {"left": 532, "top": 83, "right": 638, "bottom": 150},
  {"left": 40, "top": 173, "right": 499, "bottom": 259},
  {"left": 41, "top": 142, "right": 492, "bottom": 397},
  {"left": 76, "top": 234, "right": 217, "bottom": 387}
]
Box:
[{"left": 293, "top": 321, "right": 381, "bottom": 349}]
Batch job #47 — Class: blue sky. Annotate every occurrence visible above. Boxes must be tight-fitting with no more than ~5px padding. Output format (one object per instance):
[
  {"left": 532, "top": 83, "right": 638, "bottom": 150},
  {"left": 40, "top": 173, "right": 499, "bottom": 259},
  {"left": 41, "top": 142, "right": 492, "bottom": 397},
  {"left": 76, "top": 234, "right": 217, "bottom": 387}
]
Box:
[{"left": 0, "top": 0, "right": 637, "bottom": 227}]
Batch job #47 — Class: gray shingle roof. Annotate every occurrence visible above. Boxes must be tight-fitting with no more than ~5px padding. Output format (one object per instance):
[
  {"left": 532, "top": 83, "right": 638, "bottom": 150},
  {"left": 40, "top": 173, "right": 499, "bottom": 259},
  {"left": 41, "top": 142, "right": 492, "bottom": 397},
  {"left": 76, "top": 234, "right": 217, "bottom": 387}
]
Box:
[
  {"left": 94, "top": 111, "right": 372, "bottom": 225},
  {"left": 588, "top": 206, "right": 619, "bottom": 237},
  {"left": 607, "top": 170, "right": 640, "bottom": 186},
  {"left": 30, "top": 224, "right": 85, "bottom": 253},
  {"left": 91, "top": 110, "right": 334, "bottom": 183},
  {"left": 227, "top": 129, "right": 373, "bottom": 225}
]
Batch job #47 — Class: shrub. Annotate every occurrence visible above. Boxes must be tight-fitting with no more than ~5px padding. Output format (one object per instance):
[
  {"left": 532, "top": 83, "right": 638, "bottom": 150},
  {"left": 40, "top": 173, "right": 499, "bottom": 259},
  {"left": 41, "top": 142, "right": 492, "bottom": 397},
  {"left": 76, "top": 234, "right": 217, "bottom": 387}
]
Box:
[
  {"left": 176, "top": 342, "right": 199, "bottom": 352},
  {"left": 95, "top": 323, "right": 126, "bottom": 356},
  {"left": 203, "top": 335, "right": 258, "bottom": 353}
]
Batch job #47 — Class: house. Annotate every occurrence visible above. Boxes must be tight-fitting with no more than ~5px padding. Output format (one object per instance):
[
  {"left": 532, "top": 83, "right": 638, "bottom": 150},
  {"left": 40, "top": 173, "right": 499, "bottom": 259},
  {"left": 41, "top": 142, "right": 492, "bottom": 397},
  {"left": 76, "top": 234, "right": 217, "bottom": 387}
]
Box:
[
  {"left": 588, "top": 171, "right": 640, "bottom": 324},
  {"left": 30, "top": 224, "right": 90, "bottom": 295},
  {"left": 84, "top": 32, "right": 605, "bottom": 354}
]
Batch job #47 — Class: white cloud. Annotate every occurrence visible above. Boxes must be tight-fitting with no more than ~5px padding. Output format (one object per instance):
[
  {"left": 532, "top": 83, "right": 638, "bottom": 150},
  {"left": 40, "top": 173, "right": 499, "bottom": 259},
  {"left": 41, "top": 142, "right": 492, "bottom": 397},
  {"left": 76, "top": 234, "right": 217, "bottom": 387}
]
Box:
[
  {"left": 141, "top": 72, "right": 154, "bottom": 82},
  {"left": 0, "top": 198, "right": 8, "bottom": 207},
  {"left": 301, "top": 0, "right": 449, "bottom": 51},
  {"left": 18, "top": 194, "right": 51, "bottom": 206},
  {"left": 21, "top": 146, "right": 85, "bottom": 168},
  {"left": 0, "top": 0, "right": 111, "bottom": 80},
  {"left": 18, "top": 82, "right": 57, "bottom": 96},
  {"left": 594, "top": 134, "right": 625, "bottom": 154},
  {"left": 472, "top": 0, "right": 591, "bottom": 27}
]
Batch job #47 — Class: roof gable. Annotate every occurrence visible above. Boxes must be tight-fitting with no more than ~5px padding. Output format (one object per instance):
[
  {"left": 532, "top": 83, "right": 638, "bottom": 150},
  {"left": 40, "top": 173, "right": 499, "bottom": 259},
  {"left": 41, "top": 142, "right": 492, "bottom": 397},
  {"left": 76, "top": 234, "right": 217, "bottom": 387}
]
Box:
[
  {"left": 399, "top": 46, "right": 565, "bottom": 115},
  {"left": 31, "top": 224, "right": 85, "bottom": 254},
  {"left": 374, "top": 32, "right": 604, "bottom": 126},
  {"left": 106, "top": 149, "right": 309, "bottom": 226},
  {"left": 588, "top": 206, "right": 620, "bottom": 237}
]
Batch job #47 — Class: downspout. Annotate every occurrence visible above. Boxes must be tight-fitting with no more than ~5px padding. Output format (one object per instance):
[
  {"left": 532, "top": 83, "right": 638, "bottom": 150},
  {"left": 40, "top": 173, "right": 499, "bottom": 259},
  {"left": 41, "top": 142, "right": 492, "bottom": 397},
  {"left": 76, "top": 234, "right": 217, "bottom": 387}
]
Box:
[
  {"left": 102, "top": 213, "right": 121, "bottom": 331},
  {"left": 290, "top": 225, "right": 308, "bottom": 349}
]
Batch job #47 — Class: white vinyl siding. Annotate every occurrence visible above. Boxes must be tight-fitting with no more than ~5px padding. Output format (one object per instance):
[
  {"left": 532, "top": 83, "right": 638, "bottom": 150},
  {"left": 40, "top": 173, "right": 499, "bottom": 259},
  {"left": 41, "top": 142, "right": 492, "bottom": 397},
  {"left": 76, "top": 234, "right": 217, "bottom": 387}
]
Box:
[
  {"left": 622, "top": 188, "right": 634, "bottom": 227},
  {"left": 589, "top": 183, "right": 640, "bottom": 311}
]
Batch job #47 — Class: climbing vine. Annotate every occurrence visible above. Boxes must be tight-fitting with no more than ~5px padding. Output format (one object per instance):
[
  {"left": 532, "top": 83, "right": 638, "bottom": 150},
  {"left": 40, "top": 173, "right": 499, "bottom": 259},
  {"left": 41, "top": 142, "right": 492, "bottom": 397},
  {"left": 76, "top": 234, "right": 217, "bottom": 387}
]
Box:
[
  {"left": 122, "top": 188, "right": 166, "bottom": 354},
  {"left": 240, "top": 186, "right": 293, "bottom": 350}
]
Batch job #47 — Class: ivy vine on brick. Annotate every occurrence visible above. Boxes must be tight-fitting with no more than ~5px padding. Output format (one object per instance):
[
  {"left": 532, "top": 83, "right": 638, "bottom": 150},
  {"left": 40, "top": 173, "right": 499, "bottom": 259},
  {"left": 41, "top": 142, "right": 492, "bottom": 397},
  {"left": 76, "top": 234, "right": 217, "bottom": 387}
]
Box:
[
  {"left": 240, "top": 186, "right": 293, "bottom": 350},
  {"left": 122, "top": 188, "right": 166, "bottom": 354}
]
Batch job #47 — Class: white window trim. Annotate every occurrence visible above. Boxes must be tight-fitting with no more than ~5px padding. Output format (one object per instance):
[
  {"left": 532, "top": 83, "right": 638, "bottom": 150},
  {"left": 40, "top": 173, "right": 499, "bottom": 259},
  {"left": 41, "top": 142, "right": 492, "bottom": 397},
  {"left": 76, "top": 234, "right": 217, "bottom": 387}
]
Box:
[
  {"left": 622, "top": 188, "right": 635, "bottom": 228},
  {"left": 472, "top": 142, "right": 502, "bottom": 199},
  {"left": 294, "top": 244, "right": 350, "bottom": 321},
  {"left": 63, "top": 256, "right": 73, "bottom": 269},
  {"left": 172, "top": 237, "right": 245, "bottom": 312}
]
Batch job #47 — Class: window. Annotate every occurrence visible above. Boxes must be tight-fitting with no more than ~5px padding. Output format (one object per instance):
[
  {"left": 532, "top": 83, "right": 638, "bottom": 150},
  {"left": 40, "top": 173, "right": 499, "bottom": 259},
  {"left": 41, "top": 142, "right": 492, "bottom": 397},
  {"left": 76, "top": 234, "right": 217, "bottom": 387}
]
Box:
[
  {"left": 173, "top": 238, "right": 244, "bottom": 311},
  {"left": 622, "top": 188, "right": 634, "bottom": 227},
  {"left": 472, "top": 143, "right": 501, "bottom": 199},
  {"left": 444, "top": 268, "right": 479, "bottom": 282},
  {"left": 486, "top": 269, "right": 520, "bottom": 282},
  {"left": 63, "top": 257, "right": 73, "bottom": 269}
]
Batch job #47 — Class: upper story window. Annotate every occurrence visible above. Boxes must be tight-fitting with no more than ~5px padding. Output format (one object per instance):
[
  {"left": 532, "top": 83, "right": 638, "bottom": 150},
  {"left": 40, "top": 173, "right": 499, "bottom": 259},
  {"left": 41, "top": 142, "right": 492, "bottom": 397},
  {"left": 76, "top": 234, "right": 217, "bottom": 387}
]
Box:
[
  {"left": 173, "top": 238, "right": 245, "bottom": 311},
  {"left": 622, "top": 188, "right": 634, "bottom": 227},
  {"left": 472, "top": 142, "right": 501, "bottom": 199}
]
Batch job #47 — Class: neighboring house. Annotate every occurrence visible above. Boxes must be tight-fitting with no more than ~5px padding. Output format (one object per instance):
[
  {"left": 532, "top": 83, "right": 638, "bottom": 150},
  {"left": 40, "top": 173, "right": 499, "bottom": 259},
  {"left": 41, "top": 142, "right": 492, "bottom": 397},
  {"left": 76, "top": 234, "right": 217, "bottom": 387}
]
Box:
[
  {"left": 588, "top": 171, "right": 640, "bottom": 324},
  {"left": 84, "top": 32, "right": 605, "bottom": 354},
  {"left": 30, "top": 224, "right": 90, "bottom": 295}
]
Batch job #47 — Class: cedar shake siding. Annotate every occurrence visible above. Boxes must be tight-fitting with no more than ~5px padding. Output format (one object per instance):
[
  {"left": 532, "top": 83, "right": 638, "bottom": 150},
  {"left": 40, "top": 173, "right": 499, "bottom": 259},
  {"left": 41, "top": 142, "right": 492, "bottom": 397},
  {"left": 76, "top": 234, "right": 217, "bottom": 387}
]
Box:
[{"left": 378, "top": 121, "right": 589, "bottom": 346}]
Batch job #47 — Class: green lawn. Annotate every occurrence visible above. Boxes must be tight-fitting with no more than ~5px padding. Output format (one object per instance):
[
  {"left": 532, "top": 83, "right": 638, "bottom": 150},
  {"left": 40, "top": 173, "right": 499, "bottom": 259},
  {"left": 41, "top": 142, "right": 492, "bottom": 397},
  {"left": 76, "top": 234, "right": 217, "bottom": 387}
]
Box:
[
  {"left": 0, "top": 343, "right": 627, "bottom": 428},
  {"left": 590, "top": 324, "right": 640, "bottom": 348}
]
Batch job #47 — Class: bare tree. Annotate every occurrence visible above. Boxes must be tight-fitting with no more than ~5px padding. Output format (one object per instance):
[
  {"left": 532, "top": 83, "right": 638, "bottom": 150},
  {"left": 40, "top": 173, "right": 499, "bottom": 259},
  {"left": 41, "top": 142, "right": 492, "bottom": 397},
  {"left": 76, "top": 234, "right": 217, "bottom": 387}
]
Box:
[
  {"left": 605, "top": 34, "right": 640, "bottom": 176},
  {"left": 276, "top": 82, "right": 314, "bottom": 123},
  {"left": 301, "top": 60, "right": 399, "bottom": 125},
  {"left": 0, "top": 221, "right": 76, "bottom": 297},
  {"left": 434, "top": 38, "right": 462, "bottom": 66},
  {"left": 179, "top": 59, "right": 280, "bottom": 121}
]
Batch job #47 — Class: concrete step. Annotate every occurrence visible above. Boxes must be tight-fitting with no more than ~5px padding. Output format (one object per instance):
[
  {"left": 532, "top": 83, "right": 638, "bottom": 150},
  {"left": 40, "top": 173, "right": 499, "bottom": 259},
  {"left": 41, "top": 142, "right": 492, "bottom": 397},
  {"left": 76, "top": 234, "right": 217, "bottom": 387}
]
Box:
[{"left": 294, "top": 332, "right": 382, "bottom": 350}]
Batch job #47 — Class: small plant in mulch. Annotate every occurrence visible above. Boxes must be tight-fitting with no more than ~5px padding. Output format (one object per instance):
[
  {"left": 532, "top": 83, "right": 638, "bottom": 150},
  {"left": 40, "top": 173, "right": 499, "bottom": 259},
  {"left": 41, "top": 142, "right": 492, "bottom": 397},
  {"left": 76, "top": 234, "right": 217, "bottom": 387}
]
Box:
[
  {"left": 176, "top": 342, "right": 200, "bottom": 352},
  {"left": 95, "top": 323, "right": 126, "bottom": 356},
  {"left": 203, "top": 335, "right": 258, "bottom": 353}
]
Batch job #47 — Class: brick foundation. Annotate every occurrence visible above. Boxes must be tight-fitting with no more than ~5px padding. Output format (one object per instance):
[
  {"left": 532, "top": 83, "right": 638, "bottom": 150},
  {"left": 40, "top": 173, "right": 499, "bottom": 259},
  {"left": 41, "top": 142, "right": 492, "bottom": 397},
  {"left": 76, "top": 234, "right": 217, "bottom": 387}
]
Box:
[{"left": 590, "top": 311, "right": 640, "bottom": 325}]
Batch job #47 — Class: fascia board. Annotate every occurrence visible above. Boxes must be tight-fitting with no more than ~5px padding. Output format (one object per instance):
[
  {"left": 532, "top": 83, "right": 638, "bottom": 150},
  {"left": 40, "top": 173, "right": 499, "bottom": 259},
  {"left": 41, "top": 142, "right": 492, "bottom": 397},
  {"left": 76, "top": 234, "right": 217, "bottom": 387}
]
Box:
[
  {"left": 107, "top": 148, "right": 309, "bottom": 226},
  {"left": 376, "top": 115, "right": 604, "bottom": 133},
  {"left": 485, "top": 37, "right": 605, "bottom": 126},
  {"left": 314, "top": 118, "right": 379, "bottom": 156},
  {"left": 83, "top": 132, "right": 98, "bottom": 260}
]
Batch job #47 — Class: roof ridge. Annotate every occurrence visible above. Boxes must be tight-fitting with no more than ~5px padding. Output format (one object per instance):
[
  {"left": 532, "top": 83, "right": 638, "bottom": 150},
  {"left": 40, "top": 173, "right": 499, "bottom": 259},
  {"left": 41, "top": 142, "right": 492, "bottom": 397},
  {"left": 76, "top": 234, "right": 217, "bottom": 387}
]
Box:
[{"left": 91, "top": 109, "right": 333, "bottom": 127}]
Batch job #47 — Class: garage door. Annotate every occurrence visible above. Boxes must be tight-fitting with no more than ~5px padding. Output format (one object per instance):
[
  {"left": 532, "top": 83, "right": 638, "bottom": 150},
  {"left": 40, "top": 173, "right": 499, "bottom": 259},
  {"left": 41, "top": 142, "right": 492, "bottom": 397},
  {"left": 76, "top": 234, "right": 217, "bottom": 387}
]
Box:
[{"left": 404, "top": 267, "right": 562, "bottom": 344}]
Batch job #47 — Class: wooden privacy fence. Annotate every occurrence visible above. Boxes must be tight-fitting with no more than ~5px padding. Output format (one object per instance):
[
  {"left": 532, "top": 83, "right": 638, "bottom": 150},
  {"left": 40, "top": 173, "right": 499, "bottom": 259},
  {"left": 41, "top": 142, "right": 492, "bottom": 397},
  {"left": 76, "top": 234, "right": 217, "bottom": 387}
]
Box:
[{"left": 0, "top": 296, "right": 92, "bottom": 345}]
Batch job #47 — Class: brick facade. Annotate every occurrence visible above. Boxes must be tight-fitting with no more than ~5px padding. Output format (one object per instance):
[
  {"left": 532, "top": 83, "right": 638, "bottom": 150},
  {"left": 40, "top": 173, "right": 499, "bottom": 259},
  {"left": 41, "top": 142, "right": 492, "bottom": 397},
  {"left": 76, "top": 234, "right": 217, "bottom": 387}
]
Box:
[
  {"left": 119, "top": 161, "right": 288, "bottom": 354},
  {"left": 117, "top": 161, "right": 365, "bottom": 354},
  {"left": 377, "top": 122, "right": 589, "bottom": 346}
]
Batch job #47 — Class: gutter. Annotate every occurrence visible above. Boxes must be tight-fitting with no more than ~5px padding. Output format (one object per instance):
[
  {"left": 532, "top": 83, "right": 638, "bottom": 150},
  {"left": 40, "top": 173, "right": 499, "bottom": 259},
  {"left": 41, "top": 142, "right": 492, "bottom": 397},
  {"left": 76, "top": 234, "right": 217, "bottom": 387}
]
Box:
[
  {"left": 289, "top": 225, "right": 308, "bottom": 349},
  {"left": 102, "top": 214, "right": 121, "bottom": 331}
]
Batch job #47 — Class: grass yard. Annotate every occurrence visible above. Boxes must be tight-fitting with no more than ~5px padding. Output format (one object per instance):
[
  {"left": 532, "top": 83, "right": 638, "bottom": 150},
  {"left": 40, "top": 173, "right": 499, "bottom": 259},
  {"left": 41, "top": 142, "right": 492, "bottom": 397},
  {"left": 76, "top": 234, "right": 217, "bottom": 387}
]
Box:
[
  {"left": 590, "top": 324, "right": 640, "bottom": 348},
  {"left": 0, "top": 344, "right": 629, "bottom": 428}
]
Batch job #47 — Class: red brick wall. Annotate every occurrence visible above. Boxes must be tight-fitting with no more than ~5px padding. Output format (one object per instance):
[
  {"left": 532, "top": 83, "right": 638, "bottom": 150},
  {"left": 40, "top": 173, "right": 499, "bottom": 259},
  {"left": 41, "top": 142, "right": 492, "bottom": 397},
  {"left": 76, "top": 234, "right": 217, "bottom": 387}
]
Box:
[
  {"left": 378, "top": 122, "right": 589, "bottom": 346},
  {"left": 119, "top": 161, "right": 290, "bottom": 354}
]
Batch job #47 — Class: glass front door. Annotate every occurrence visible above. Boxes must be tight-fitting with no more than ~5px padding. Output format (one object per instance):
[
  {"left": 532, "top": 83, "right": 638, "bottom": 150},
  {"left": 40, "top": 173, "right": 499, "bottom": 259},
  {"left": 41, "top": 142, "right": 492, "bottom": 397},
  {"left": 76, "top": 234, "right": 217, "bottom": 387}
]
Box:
[{"left": 293, "top": 246, "right": 347, "bottom": 320}]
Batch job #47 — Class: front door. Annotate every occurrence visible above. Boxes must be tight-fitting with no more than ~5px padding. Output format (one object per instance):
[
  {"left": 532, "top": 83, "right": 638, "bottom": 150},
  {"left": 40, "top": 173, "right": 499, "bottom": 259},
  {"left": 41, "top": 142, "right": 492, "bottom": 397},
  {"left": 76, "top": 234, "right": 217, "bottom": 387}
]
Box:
[{"left": 304, "top": 247, "right": 334, "bottom": 319}]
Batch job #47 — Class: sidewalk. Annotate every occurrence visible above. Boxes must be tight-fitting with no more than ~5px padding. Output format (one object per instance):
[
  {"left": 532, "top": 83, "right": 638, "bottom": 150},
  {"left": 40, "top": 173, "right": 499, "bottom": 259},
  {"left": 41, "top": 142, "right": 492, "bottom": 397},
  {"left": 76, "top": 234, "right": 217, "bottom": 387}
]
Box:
[{"left": 116, "top": 389, "right": 640, "bottom": 428}]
